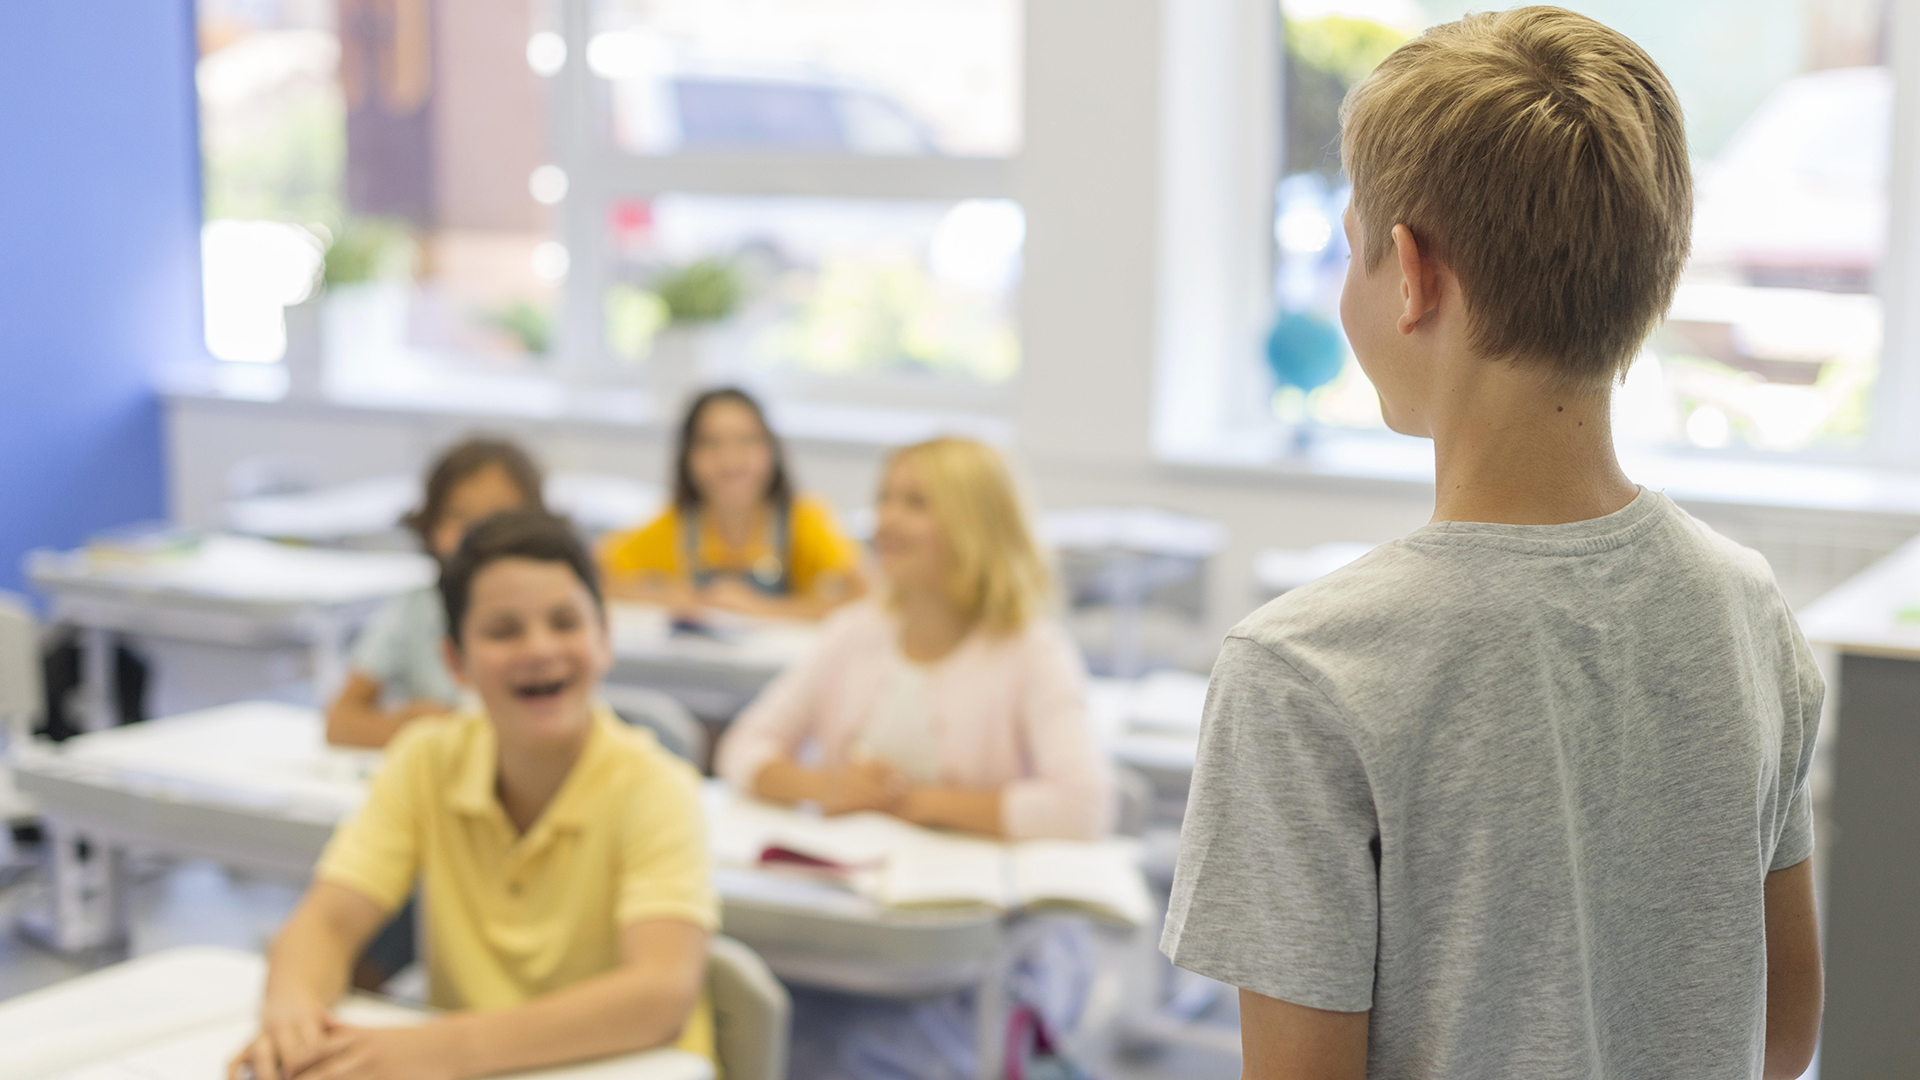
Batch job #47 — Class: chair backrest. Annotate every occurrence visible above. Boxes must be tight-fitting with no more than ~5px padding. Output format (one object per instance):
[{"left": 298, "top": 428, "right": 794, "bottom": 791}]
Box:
[
  {"left": 0, "top": 594, "right": 42, "bottom": 824},
  {"left": 0, "top": 593, "right": 41, "bottom": 738},
  {"left": 1111, "top": 762, "right": 1155, "bottom": 838},
  {"left": 601, "top": 684, "right": 707, "bottom": 766},
  {"left": 707, "top": 935, "right": 790, "bottom": 1080}
]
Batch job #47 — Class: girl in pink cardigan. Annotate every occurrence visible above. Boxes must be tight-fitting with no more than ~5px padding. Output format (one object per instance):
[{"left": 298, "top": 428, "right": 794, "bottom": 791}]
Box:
[
  {"left": 717, "top": 439, "right": 1113, "bottom": 841},
  {"left": 716, "top": 437, "right": 1112, "bottom": 1080}
]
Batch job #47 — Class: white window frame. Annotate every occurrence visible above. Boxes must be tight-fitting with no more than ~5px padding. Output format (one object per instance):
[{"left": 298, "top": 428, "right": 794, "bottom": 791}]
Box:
[
  {"left": 547, "top": 0, "right": 1021, "bottom": 413},
  {"left": 1871, "top": 0, "right": 1920, "bottom": 464},
  {"left": 1152, "top": 0, "right": 1920, "bottom": 475}
]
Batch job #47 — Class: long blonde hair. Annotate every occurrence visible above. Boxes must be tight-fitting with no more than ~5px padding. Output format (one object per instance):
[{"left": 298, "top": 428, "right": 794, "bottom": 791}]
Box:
[{"left": 885, "top": 438, "right": 1053, "bottom": 635}]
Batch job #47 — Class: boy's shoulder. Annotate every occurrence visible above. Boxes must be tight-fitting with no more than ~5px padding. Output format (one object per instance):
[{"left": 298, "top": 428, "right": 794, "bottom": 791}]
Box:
[
  {"left": 380, "top": 709, "right": 487, "bottom": 773},
  {"left": 1229, "top": 493, "right": 1785, "bottom": 686}
]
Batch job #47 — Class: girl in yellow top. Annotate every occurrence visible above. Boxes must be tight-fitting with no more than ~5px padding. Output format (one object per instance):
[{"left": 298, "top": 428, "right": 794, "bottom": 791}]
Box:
[{"left": 601, "top": 387, "right": 864, "bottom": 620}]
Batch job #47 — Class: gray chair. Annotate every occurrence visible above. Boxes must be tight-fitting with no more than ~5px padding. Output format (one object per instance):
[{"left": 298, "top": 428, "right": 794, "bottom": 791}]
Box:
[
  {"left": 0, "top": 592, "right": 41, "bottom": 821},
  {"left": 708, "top": 934, "right": 790, "bottom": 1080},
  {"left": 602, "top": 684, "right": 707, "bottom": 766},
  {"left": 1111, "top": 762, "right": 1155, "bottom": 839},
  {"left": 0, "top": 592, "right": 42, "bottom": 882}
]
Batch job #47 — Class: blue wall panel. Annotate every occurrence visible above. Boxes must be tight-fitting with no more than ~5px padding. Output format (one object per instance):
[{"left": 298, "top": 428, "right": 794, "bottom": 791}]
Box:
[{"left": 0, "top": 1, "right": 201, "bottom": 598}]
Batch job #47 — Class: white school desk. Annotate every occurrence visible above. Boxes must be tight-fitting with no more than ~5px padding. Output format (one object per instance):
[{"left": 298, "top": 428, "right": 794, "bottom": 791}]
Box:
[
  {"left": 1085, "top": 671, "right": 1207, "bottom": 812},
  {"left": 1791, "top": 537, "right": 1920, "bottom": 1080},
  {"left": 8, "top": 703, "right": 1020, "bottom": 1078},
  {"left": 25, "top": 536, "right": 436, "bottom": 732},
  {"left": 224, "top": 471, "right": 664, "bottom": 544},
  {"left": 0, "top": 945, "right": 711, "bottom": 1080},
  {"left": 1038, "top": 508, "right": 1226, "bottom": 678},
  {"left": 604, "top": 605, "right": 814, "bottom": 723},
  {"left": 25, "top": 532, "right": 808, "bottom": 730}
]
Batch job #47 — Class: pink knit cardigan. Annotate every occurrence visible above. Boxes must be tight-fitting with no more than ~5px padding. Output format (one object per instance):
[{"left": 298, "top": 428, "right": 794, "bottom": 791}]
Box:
[{"left": 715, "top": 601, "right": 1114, "bottom": 841}]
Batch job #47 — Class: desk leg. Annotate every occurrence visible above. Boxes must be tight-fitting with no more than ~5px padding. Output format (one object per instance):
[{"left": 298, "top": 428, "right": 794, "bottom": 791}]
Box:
[
  {"left": 975, "top": 936, "right": 1010, "bottom": 1080},
  {"left": 1107, "top": 552, "right": 1147, "bottom": 680},
  {"left": 1819, "top": 653, "right": 1920, "bottom": 1078},
  {"left": 17, "top": 820, "right": 127, "bottom": 954},
  {"left": 310, "top": 614, "right": 347, "bottom": 704},
  {"left": 79, "top": 626, "right": 115, "bottom": 733}
]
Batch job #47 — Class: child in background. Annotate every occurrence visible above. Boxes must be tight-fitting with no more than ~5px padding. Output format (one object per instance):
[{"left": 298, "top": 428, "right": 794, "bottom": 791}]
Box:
[
  {"left": 717, "top": 437, "right": 1110, "bottom": 1080},
  {"left": 232, "top": 511, "right": 717, "bottom": 1080},
  {"left": 1161, "top": 10, "right": 1823, "bottom": 1079},
  {"left": 326, "top": 438, "right": 543, "bottom": 749},
  {"left": 600, "top": 387, "right": 864, "bottom": 621}
]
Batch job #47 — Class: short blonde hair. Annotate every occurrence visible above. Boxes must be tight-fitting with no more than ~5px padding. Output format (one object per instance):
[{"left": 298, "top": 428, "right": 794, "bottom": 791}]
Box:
[
  {"left": 1340, "top": 6, "right": 1691, "bottom": 388},
  {"left": 885, "top": 438, "right": 1052, "bottom": 635}
]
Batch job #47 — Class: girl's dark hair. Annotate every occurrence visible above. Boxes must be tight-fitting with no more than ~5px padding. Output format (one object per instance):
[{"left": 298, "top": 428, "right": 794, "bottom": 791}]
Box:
[
  {"left": 673, "top": 387, "right": 792, "bottom": 512},
  {"left": 439, "top": 510, "right": 601, "bottom": 645},
  {"left": 404, "top": 437, "right": 546, "bottom": 549}
]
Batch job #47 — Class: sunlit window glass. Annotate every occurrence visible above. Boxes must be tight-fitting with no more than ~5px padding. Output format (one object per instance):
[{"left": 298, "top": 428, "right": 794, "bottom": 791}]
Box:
[
  {"left": 601, "top": 195, "right": 1023, "bottom": 391},
  {"left": 1272, "top": 0, "right": 1891, "bottom": 454},
  {"left": 197, "top": 0, "right": 559, "bottom": 372},
  {"left": 589, "top": 0, "right": 1022, "bottom": 157}
]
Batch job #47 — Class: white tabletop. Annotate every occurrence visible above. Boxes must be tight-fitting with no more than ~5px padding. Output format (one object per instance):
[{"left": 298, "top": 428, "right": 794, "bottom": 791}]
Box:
[
  {"left": 15, "top": 700, "right": 372, "bottom": 824},
  {"left": 0, "top": 946, "right": 711, "bottom": 1080},
  {"left": 224, "top": 471, "right": 664, "bottom": 542},
  {"left": 1036, "top": 507, "right": 1227, "bottom": 559},
  {"left": 1797, "top": 533, "right": 1920, "bottom": 659},
  {"left": 1252, "top": 541, "right": 1378, "bottom": 595},
  {"left": 1086, "top": 671, "right": 1207, "bottom": 777},
  {"left": 15, "top": 703, "right": 1011, "bottom": 998},
  {"left": 26, "top": 534, "right": 435, "bottom": 610},
  {"left": 607, "top": 604, "right": 817, "bottom": 671}
]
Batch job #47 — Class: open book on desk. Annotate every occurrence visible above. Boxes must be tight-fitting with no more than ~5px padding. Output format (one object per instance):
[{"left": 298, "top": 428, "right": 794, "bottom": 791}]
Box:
[{"left": 712, "top": 794, "right": 1153, "bottom": 927}]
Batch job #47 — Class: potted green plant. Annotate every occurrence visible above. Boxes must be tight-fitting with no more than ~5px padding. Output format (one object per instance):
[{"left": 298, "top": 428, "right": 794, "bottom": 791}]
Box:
[
  {"left": 282, "top": 218, "right": 412, "bottom": 398},
  {"left": 645, "top": 258, "right": 743, "bottom": 413}
]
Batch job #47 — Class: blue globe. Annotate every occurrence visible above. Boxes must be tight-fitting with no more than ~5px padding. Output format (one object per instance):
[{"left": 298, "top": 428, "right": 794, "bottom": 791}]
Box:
[{"left": 1265, "top": 311, "right": 1347, "bottom": 394}]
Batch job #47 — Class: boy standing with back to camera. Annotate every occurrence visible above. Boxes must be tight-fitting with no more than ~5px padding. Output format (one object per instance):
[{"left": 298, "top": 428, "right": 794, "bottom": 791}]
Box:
[{"left": 1163, "top": 8, "right": 1823, "bottom": 1079}]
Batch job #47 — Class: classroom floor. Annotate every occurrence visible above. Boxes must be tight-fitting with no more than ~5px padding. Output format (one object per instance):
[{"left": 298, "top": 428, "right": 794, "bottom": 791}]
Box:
[{"left": 0, "top": 843, "right": 1243, "bottom": 1080}]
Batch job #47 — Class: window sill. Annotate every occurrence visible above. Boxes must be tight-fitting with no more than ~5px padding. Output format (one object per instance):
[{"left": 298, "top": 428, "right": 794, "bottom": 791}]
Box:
[
  {"left": 1158, "top": 427, "right": 1920, "bottom": 523},
  {"left": 159, "top": 361, "right": 1012, "bottom": 454}
]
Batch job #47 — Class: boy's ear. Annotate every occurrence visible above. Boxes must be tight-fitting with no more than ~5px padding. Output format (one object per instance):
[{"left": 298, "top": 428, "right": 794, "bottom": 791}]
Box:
[
  {"left": 1392, "top": 224, "right": 1442, "bottom": 335},
  {"left": 441, "top": 635, "right": 470, "bottom": 688}
]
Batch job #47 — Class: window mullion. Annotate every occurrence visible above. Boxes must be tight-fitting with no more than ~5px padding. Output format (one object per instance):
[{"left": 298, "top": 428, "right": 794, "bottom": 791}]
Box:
[{"left": 1870, "top": 0, "right": 1920, "bottom": 462}]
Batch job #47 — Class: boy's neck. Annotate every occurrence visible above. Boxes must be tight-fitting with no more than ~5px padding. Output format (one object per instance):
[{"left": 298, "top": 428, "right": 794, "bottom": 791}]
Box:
[
  {"left": 494, "top": 713, "right": 593, "bottom": 835},
  {"left": 1425, "top": 365, "right": 1638, "bottom": 526}
]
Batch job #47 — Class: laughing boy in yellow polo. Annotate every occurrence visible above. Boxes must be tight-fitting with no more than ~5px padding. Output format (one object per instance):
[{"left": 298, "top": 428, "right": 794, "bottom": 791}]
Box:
[{"left": 231, "top": 510, "right": 717, "bottom": 1080}]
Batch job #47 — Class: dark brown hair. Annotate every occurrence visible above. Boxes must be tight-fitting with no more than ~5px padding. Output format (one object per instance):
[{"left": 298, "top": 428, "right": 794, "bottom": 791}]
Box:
[
  {"left": 672, "top": 387, "right": 793, "bottom": 512},
  {"left": 439, "top": 510, "right": 602, "bottom": 645},
  {"left": 404, "top": 437, "right": 546, "bottom": 551},
  {"left": 1341, "top": 6, "right": 1692, "bottom": 388}
]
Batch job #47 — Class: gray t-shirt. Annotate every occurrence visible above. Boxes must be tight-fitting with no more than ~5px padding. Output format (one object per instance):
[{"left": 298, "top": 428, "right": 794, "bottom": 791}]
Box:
[
  {"left": 1162, "top": 490, "right": 1820, "bottom": 1079},
  {"left": 350, "top": 587, "right": 459, "bottom": 706}
]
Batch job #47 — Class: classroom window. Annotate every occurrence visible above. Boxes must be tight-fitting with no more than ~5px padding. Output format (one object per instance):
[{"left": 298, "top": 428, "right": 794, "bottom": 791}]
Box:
[
  {"left": 555, "top": 0, "right": 1025, "bottom": 390},
  {"left": 196, "top": 0, "right": 1024, "bottom": 400},
  {"left": 587, "top": 0, "right": 1021, "bottom": 158},
  {"left": 198, "top": 0, "right": 561, "bottom": 372},
  {"left": 1267, "top": 0, "right": 1891, "bottom": 455}
]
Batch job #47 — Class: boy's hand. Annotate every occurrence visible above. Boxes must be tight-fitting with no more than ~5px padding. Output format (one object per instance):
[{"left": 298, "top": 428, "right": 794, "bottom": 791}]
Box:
[
  {"left": 293, "top": 1021, "right": 461, "bottom": 1080},
  {"left": 227, "top": 992, "right": 331, "bottom": 1080},
  {"left": 818, "top": 759, "right": 910, "bottom": 815}
]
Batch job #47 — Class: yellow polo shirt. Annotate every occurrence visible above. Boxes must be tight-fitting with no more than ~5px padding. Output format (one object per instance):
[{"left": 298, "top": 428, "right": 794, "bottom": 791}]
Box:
[
  {"left": 599, "top": 495, "right": 860, "bottom": 597},
  {"left": 316, "top": 707, "right": 719, "bottom": 1063}
]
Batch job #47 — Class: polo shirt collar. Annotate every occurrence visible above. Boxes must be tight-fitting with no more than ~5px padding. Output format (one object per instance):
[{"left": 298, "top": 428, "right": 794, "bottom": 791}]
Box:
[{"left": 447, "top": 705, "right": 624, "bottom": 831}]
